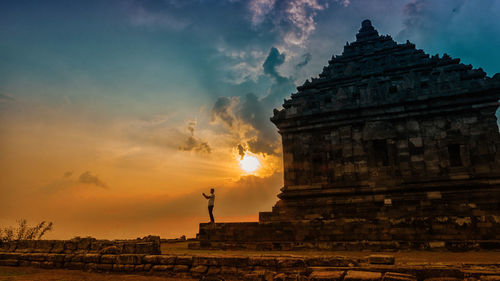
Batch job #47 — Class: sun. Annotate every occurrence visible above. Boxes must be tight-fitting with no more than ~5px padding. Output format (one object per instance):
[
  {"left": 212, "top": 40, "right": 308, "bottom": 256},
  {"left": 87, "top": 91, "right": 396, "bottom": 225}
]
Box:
[{"left": 239, "top": 155, "right": 261, "bottom": 173}]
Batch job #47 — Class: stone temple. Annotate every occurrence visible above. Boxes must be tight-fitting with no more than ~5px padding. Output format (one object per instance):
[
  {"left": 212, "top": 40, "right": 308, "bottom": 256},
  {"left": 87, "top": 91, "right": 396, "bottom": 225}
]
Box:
[{"left": 195, "top": 20, "right": 500, "bottom": 251}]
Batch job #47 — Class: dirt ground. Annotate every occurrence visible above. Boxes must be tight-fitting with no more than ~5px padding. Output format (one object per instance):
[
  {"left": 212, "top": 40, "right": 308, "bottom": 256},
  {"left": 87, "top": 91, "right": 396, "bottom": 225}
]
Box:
[
  {"left": 0, "top": 266, "right": 195, "bottom": 281},
  {"left": 162, "top": 242, "right": 500, "bottom": 264}
]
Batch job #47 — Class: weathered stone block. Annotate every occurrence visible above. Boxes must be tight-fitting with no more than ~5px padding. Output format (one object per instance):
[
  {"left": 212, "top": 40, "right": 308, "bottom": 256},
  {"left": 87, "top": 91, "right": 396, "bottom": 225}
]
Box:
[
  {"left": 273, "top": 273, "right": 287, "bottom": 281},
  {"left": 307, "top": 256, "right": 353, "bottom": 267},
  {"left": 368, "top": 255, "right": 395, "bottom": 265},
  {"left": 83, "top": 253, "right": 100, "bottom": 263},
  {"left": 71, "top": 254, "right": 85, "bottom": 262},
  {"left": 29, "top": 253, "right": 48, "bottom": 261},
  {"left": 175, "top": 255, "right": 193, "bottom": 265},
  {"left": 480, "top": 276, "right": 500, "bottom": 281},
  {"left": 143, "top": 255, "right": 159, "bottom": 264},
  {"left": 15, "top": 240, "right": 35, "bottom": 253},
  {"left": 100, "top": 254, "right": 117, "bottom": 264},
  {"left": 121, "top": 242, "right": 136, "bottom": 254},
  {"left": 344, "top": 271, "right": 382, "bottom": 281},
  {"left": 96, "top": 263, "right": 113, "bottom": 271},
  {"left": 244, "top": 272, "right": 265, "bottom": 281},
  {"left": 2, "top": 253, "right": 21, "bottom": 260},
  {"left": 220, "top": 266, "right": 238, "bottom": 275},
  {"left": 193, "top": 256, "right": 219, "bottom": 266},
  {"left": 123, "top": 264, "right": 135, "bottom": 272},
  {"left": 34, "top": 240, "right": 54, "bottom": 253},
  {"left": 65, "top": 261, "right": 85, "bottom": 270},
  {"left": 277, "top": 257, "right": 305, "bottom": 269},
  {"left": 100, "top": 246, "right": 121, "bottom": 254},
  {"left": 249, "top": 257, "right": 277, "bottom": 267},
  {"left": 0, "top": 259, "right": 19, "bottom": 266},
  {"left": 40, "top": 261, "right": 55, "bottom": 269},
  {"left": 63, "top": 241, "right": 77, "bottom": 253},
  {"left": 191, "top": 265, "right": 208, "bottom": 274},
  {"left": 136, "top": 242, "right": 156, "bottom": 254},
  {"left": 50, "top": 241, "right": 65, "bottom": 253},
  {"left": 158, "top": 255, "right": 176, "bottom": 265},
  {"left": 151, "top": 264, "right": 173, "bottom": 271},
  {"left": 135, "top": 264, "right": 145, "bottom": 271},
  {"left": 383, "top": 272, "right": 417, "bottom": 281},
  {"left": 116, "top": 254, "right": 142, "bottom": 264},
  {"left": 207, "top": 266, "right": 222, "bottom": 275},
  {"left": 46, "top": 253, "right": 65, "bottom": 263},
  {"left": 173, "top": 264, "right": 190, "bottom": 272},
  {"left": 64, "top": 254, "right": 75, "bottom": 262},
  {"left": 76, "top": 237, "right": 94, "bottom": 252},
  {"left": 309, "top": 270, "right": 345, "bottom": 281},
  {"left": 220, "top": 256, "right": 248, "bottom": 267},
  {"left": 423, "top": 278, "right": 461, "bottom": 281},
  {"left": 86, "top": 263, "right": 98, "bottom": 271}
]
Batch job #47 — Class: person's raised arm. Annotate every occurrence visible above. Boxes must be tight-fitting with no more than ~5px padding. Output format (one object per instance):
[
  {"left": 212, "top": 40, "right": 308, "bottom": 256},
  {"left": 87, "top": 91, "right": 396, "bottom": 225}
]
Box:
[{"left": 202, "top": 193, "right": 209, "bottom": 199}]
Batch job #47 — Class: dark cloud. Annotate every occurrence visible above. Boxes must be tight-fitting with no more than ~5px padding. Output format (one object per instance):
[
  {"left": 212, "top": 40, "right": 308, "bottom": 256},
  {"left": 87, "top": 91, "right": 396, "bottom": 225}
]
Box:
[
  {"left": 187, "top": 121, "right": 196, "bottom": 135},
  {"left": 78, "top": 171, "right": 108, "bottom": 188},
  {"left": 179, "top": 136, "right": 211, "bottom": 154},
  {"left": 237, "top": 144, "right": 246, "bottom": 160},
  {"left": 263, "top": 47, "right": 286, "bottom": 79},
  {"left": 179, "top": 121, "right": 211, "bottom": 154},
  {"left": 296, "top": 53, "right": 311, "bottom": 69},
  {"left": 210, "top": 97, "right": 236, "bottom": 128}
]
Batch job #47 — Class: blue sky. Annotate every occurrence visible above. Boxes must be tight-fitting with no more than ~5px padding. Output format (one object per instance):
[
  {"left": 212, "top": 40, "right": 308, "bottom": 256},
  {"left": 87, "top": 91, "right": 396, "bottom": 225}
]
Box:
[{"left": 1, "top": 0, "right": 500, "bottom": 238}]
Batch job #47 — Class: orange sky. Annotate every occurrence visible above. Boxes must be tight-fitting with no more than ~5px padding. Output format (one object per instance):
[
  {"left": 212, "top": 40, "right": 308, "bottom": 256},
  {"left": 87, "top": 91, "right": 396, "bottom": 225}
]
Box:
[{"left": 0, "top": 98, "right": 284, "bottom": 239}]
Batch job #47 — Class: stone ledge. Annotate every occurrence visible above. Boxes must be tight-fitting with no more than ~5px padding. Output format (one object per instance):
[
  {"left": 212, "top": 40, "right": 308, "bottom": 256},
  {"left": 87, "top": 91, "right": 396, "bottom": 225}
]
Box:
[{"left": 0, "top": 252, "right": 498, "bottom": 281}]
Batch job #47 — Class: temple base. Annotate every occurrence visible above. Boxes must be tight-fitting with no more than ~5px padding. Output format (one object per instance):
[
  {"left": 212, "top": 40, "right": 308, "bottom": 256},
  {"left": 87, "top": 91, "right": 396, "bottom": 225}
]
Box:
[{"left": 194, "top": 184, "right": 500, "bottom": 251}]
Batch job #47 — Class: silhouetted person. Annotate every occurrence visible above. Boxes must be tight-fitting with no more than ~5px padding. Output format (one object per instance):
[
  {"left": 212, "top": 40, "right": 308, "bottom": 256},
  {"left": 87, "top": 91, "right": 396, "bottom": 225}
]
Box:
[{"left": 202, "top": 188, "right": 215, "bottom": 223}]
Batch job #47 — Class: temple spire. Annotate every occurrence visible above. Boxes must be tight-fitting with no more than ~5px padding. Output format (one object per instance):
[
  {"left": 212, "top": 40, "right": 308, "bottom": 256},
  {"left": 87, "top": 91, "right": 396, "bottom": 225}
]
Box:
[{"left": 355, "top": 19, "right": 379, "bottom": 42}]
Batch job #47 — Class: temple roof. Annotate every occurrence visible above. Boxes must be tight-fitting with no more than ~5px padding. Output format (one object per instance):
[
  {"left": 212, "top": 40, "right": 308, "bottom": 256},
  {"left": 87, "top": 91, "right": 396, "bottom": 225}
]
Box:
[{"left": 271, "top": 20, "right": 500, "bottom": 126}]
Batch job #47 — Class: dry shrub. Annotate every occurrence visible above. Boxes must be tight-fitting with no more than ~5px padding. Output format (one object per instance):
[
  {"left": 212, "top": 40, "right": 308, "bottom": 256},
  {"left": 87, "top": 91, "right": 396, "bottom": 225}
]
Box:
[{"left": 0, "top": 219, "right": 54, "bottom": 242}]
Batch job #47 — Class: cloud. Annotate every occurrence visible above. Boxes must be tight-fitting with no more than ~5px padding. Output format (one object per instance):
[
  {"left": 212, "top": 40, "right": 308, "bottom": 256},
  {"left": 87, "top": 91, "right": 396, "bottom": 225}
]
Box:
[
  {"left": 237, "top": 144, "right": 246, "bottom": 159},
  {"left": 248, "top": 0, "right": 350, "bottom": 47},
  {"left": 295, "top": 52, "right": 311, "bottom": 69},
  {"left": 0, "top": 93, "right": 15, "bottom": 103},
  {"left": 63, "top": 171, "right": 73, "bottom": 178},
  {"left": 249, "top": 0, "right": 276, "bottom": 26},
  {"left": 179, "top": 136, "right": 211, "bottom": 154},
  {"left": 210, "top": 96, "right": 238, "bottom": 129},
  {"left": 263, "top": 47, "right": 286, "bottom": 79},
  {"left": 209, "top": 47, "right": 295, "bottom": 157},
  {"left": 398, "top": 0, "right": 466, "bottom": 42},
  {"left": 127, "top": 0, "right": 190, "bottom": 30},
  {"left": 78, "top": 171, "right": 108, "bottom": 188},
  {"left": 178, "top": 121, "right": 211, "bottom": 154}
]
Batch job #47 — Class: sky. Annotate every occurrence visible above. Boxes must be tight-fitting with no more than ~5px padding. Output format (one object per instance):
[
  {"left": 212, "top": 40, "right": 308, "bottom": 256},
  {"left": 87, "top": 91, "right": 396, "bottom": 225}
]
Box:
[{"left": 1, "top": 0, "right": 500, "bottom": 239}]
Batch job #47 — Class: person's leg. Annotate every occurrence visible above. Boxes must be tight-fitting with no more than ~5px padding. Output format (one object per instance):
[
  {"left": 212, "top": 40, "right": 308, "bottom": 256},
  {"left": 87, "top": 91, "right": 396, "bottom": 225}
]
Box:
[{"left": 208, "top": 206, "right": 215, "bottom": 223}]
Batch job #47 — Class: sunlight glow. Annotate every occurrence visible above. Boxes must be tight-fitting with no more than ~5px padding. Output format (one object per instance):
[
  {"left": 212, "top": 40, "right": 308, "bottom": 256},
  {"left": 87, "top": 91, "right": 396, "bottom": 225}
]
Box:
[{"left": 239, "top": 155, "right": 261, "bottom": 173}]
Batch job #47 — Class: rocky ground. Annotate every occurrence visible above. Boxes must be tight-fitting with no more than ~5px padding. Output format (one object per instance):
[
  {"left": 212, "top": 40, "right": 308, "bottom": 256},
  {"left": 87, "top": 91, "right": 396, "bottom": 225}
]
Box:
[
  {"left": 0, "top": 242, "right": 498, "bottom": 280},
  {"left": 0, "top": 266, "right": 195, "bottom": 281}
]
